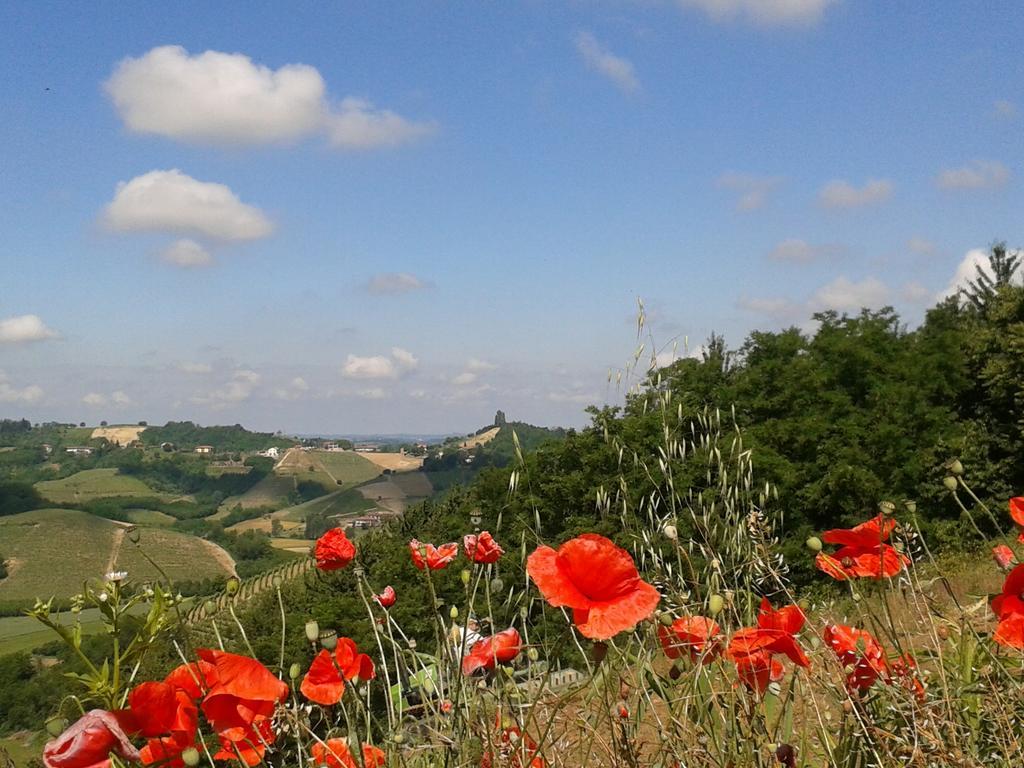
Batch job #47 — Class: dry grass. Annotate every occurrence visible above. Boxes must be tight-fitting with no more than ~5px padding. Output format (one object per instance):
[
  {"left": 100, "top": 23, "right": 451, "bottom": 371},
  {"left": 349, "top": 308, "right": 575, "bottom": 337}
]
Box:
[
  {"left": 357, "top": 451, "right": 425, "bottom": 472},
  {"left": 90, "top": 425, "right": 146, "bottom": 446}
]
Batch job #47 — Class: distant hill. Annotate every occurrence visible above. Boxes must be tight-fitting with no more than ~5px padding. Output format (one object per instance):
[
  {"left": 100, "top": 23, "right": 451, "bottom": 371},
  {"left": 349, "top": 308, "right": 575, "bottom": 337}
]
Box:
[{"left": 141, "top": 421, "right": 295, "bottom": 452}]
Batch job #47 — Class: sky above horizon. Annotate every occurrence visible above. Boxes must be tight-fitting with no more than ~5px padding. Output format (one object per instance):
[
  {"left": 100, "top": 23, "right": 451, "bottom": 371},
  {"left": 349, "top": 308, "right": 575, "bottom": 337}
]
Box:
[{"left": 1, "top": 1, "right": 1021, "bottom": 435}]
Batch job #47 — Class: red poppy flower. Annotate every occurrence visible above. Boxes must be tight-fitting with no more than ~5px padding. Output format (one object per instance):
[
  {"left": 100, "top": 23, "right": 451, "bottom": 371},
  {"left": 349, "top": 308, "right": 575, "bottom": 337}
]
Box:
[
  {"left": 127, "top": 681, "right": 178, "bottom": 737},
  {"left": 409, "top": 539, "right": 459, "bottom": 570},
  {"left": 197, "top": 649, "right": 287, "bottom": 742},
  {"left": 756, "top": 597, "right": 805, "bottom": 635},
  {"left": 464, "top": 531, "right": 504, "bottom": 564},
  {"left": 481, "top": 715, "right": 546, "bottom": 768},
  {"left": 657, "top": 616, "right": 721, "bottom": 662},
  {"left": 43, "top": 710, "right": 141, "bottom": 768},
  {"left": 823, "top": 624, "right": 888, "bottom": 693},
  {"left": 212, "top": 718, "right": 274, "bottom": 767},
  {"left": 889, "top": 654, "right": 926, "bottom": 701},
  {"left": 311, "top": 739, "right": 386, "bottom": 768},
  {"left": 315, "top": 528, "right": 356, "bottom": 571},
  {"left": 992, "top": 563, "right": 1024, "bottom": 649},
  {"left": 375, "top": 585, "right": 397, "bottom": 608},
  {"left": 814, "top": 514, "right": 910, "bottom": 580},
  {"left": 526, "top": 534, "right": 660, "bottom": 640},
  {"left": 462, "top": 627, "right": 522, "bottom": 675},
  {"left": 993, "top": 544, "right": 1016, "bottom": 570},
  {"left": 1010, "top": 497, "right": 1024, "bottom": 543},
  {"left": 726, "top": 607, "right": 808, "bottom": 695},
  {"left": 164, "top": 660, "right": 217, "bottom": 701},
  {"left": 301, "top": 637, "right": 375, "bottom": 705}
]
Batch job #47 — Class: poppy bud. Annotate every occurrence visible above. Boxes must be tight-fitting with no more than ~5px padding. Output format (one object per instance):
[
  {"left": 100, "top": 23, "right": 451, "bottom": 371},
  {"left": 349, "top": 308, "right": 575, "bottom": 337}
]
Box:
[
  {"left": 527, "top": 647, "right": 539, "bottom": 662},
  {"left": 225, "top": 577, "right": 240, "bottom": 596},
  {"left": 943, "top": 476, "right": 958, "bottom": 491},
  {"left": 460, "top": 569, "right": 472, "bottom": 586},
  {"left": 658, "top": 612, "right": 674, "bottom": 626},
  {"left": 305, "top": 620, "right": 320, "bottom": 642},
  {"left": 592, "top": 641, "right": 608, "bottom": 663},
  {"left": 203, "top": 600, "right": 217, "bottom": 615},
  {"left": 319, "top": 629, "right": 338, "bottom": 651},
  {"left": 272, "top": 575, "right": 283, "bottom": 588},
  {"left": 805, "top": 536, "right": 822, "bottom": 552},
  {"left": 449, "top": 606, "right": 459, "bottom": 620},
  {"left": 181, "top": 748, "right": 200, "bottom": 767},
  {"left": 490, "top": 577, "right": 504, "bottom": 592},
  {"left": 289, "top": 663, "right": 302, "bottom": 680},
  {"left": 663, "top": 524, "right": 678, "bottom": 541},
  {"left": 392, "top": 732, "right": 406, "bottom": 745},
  {"left": 708, "top": 594, "right": 724, "bottom": 616},
  {"left": 45, "top": 715, "right": 67, "bottom": 737},
  {"left": 946, "top": 459, "right": 964, "bottom": 476},
  {"left": 937, "top": 625, "right": 949, "bottom": 640}
]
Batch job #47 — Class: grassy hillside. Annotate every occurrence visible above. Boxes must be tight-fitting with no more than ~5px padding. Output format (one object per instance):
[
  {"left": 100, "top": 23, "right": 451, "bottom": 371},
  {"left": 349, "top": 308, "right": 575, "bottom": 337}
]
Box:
[
  {"left": 0, "top": 509, "right": 233, "bottom": 606},
  {"left": 34, "top": 468, "right": 165, "bottom": 505},
  {"left": 216, "top": 472, "right": 296, "bottom": 514},
  {"left": 274, "top": 449, "right": 381, "bottom": 490},
  {"left": 273, "top": 487, "right": 375, "bottom": 523}
]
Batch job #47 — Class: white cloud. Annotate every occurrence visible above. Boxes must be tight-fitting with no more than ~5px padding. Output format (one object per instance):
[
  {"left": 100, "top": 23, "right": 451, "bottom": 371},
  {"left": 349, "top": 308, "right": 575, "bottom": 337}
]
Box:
[
  {"left": 390, "top": 347, "right": 419, "bottom": 371},
  {"left": 677, "top": 0, "right": 834, "bottom": 26},
  {"left": 0, "top": 314, "right": 59, "bottom": 344},
  {"left": 937, "top": 248, "right": 1022, "bottom": 302},
  {"left": 452, "top": 372, "right": 477, "bottom": 386},
  {"left": 715, "top": 172, "right": 782, "bottom": 211},
  {"left": 901, "top": 281, "right": 931, "bottom": 303},
  {"left": 366, "top": 272, "right": 429, "bottom": 295},
  {"left": 0, "top": 372, "right": 43, "bottom": 404},
  {"left": 767, "top": 238, "right": 839, "bottom": 263},
  {"left": 356, "top": 387, "right": 387, "bottom": 400},
  {"left": 907, "top": 237, "right": 936, "bottom": 255},
  {"left": 274, "top": 377, "right": 310, "bottom": 401},
  {"left": 111, "top": 390, "right": 132, "bottom": 406},
  {"left": 327, "top": 98, "right": 437, "bottom": 149},
  {"left": 811, "top": 276, "right": 891, "bottom": 311},
  {"left": 819, "top": 178, "right": 893, "bottom": 209},
  {"left": 466, "top": 358, "right": 497, "bottom": 372},
  {"left": 176, "top": 362, "right": 213, "bottom": 374},
  {"left": 994, "top": 99, "right": 1017, "bottom": 119},
  {"left": 106, "top": 45, "right": 329, "bottom": 144},
  {"left": 342, "top": 348, "right": 418, "bottom": 380},
  {"left": 191, "top": 369, "right": 262, "bottom": 406},
  {"left": 104, "top": 169, "right": 273, "bottom": 242},
  {"left": 936, "top": 160, "right": 1010, "bottom": 191},
  {"left": 83, "top": 392, "right": 106, "bottom": 406},
  {"left": 574, "top": 32, "right": 640, "bottom": 94},
  {"left": 160, "top": 238, "right": 213, "bottom": 268}
]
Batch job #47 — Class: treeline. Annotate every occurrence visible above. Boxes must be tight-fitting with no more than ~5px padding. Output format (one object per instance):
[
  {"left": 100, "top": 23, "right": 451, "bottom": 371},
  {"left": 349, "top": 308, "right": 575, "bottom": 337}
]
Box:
[{"left": 140, "top": 421, "right": 295, "bottom": 452}]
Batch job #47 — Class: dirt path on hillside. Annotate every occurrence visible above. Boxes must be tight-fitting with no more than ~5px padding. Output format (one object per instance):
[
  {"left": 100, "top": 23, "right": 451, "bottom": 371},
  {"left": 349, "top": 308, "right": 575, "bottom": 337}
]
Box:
[{"left": 104, "top": 527, "right": 126, "bottom": 575}]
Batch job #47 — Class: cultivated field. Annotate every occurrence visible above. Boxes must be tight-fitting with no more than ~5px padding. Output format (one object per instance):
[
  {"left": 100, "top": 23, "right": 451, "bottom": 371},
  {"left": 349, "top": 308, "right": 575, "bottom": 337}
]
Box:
[
  {"left": 90, "top": 425, "right": 146, "bottom": 446},
  {"left": 270, "top": 538, "right": 315, "bottom": 554},
  {"left": 358, "top": 471, "right": 433, "bottom": 514},
  {"left": 124, "top": 509, "right": 176, "bottom": 526},
  {"left": 0, "top": 509, "right": 233, "bottom": 604},
  {"left": 356, "top": 451, "right": 424, "bottom": 472},
  {"left": 276, "top": 448, "right": 381, "bottom": 489},
  {"left": 453, "top": 426, "right": 500, "bottom": 449},
  {"left": 216, "top": 472, "right": 296, "bottom": 515},
  {"left": 272, "top": 488, "right": 376, "bottom": 523},
  {"left": 35, "top": 468, "right": 164, "bottom": 504}
]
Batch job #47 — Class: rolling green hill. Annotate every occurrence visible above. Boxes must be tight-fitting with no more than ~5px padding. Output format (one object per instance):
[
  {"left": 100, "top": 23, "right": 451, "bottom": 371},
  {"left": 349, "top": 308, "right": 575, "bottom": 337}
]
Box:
[{"left": 34, "top": 468, "right": 166, "bottom": 505}]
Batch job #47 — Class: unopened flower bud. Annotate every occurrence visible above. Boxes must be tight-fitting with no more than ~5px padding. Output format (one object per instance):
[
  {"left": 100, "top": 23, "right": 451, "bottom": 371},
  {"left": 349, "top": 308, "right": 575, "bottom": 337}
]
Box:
[
  {"left": 181, "top": 747, "right": 200, "bottom": 767},
  {"left": 319, "top": 629, "right": 338, "bottom": 651},
  {"left": 272, "top": 575, "right": 283, "bottom": 588},
  {"left": 527, "top": 647, "right": 539, "bottom": 662},
  {"left": 289, "top": 663, "right": 302, "bottom": 680},
  {"left": 460, "top": 569, "right": 471, "bottom": 586},
  {"left": 45, "top": 716, "right": 67, "bottom": 737},
  {"left": 305, "top": 620, "right": 320, "bottom": 642},
  {"left": 708, "top": 594, "right": 724, "bottom": 616},
  {"left": 659, "top": 612, "right": 674, "bottom": 626},
  {"left": 449, "top": 606, "right": 459, "bottom": 620},
  {"left": 943, "top": 476, "right": 958, "bottom": 491},
  {"left": 392, "top": 732, "right": 406, "bottom": 745},
  {"left": 663, "top": 524, "right": 678, "bottom": 541},
  {"left": 225, "top": 577, "right": 240, "bottom": 596},
  {"left": 490, "top": 577, "right": 504, "bottom": 592},
  {"left": 805, "top": 536, "right": 822, "bottom": 552}
]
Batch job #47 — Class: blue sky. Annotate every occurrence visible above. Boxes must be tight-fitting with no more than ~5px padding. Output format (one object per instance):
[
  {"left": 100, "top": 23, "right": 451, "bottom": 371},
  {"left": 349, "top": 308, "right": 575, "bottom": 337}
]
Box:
[{"left": 0, "top": 1, "right": 1021, "bottom": 434}]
